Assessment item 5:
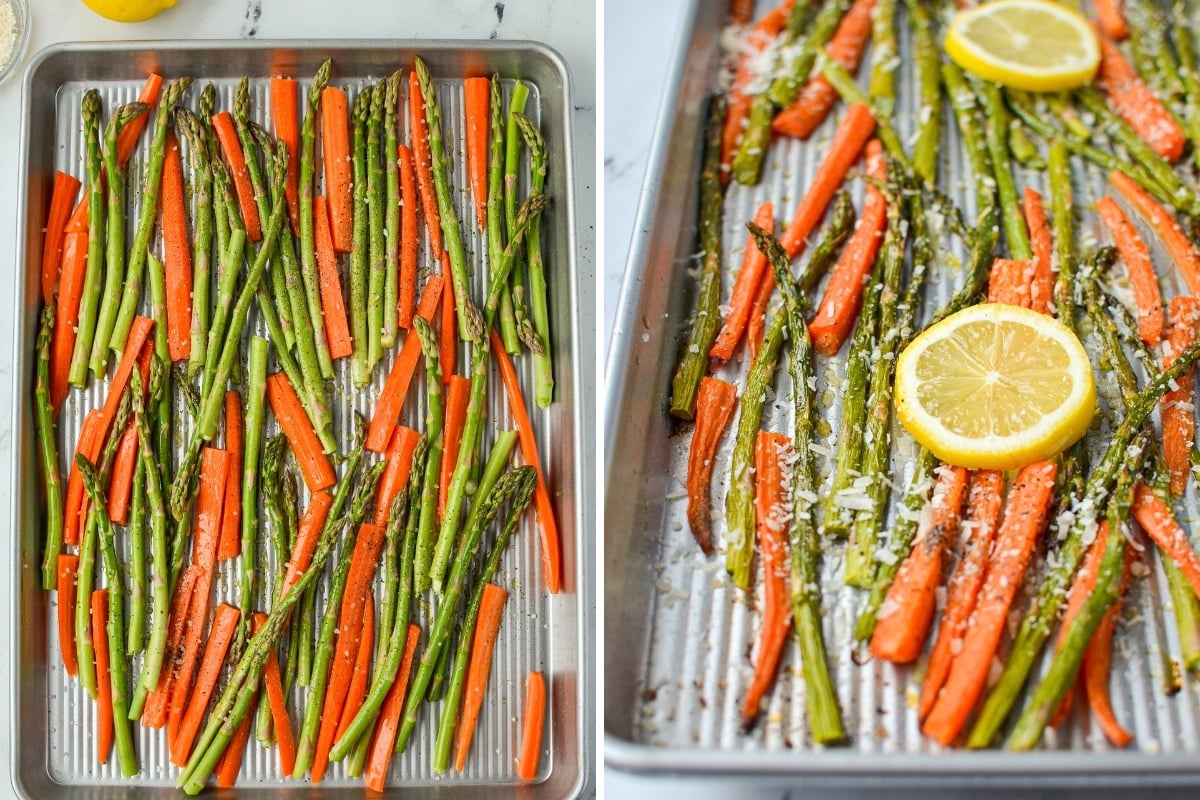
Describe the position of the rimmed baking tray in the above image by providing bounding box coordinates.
[605,0,1200,787]
[12,39,589,798]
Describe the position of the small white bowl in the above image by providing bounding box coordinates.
[0,0,30,90]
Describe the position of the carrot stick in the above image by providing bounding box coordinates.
[491,329,561,594]
[1096,195,1163,347]
[919,469,1005,720]
[116,73,163,167]
[1022,188,1055,315]
[440,251,457,384]
[720,1,793,175]
[171,603,241,766]
[41,170,82,302]
[66,193,89,233]
[1083,543,1136,747]
[730,0,756,25]
[106,422,140,526]
[686,377,739,555]
[710,201,775,361]
[374,425,421,525]
[1131,482,1200,598]
[93,588,113,765]
[1162,296,1200,495]
[364,623,421,793]
[808,139,887,355]
[334,593,376,744]
[871,465,970,664]
[279,490,334,600]
[321,86,353,252]
[1095,0,1129,40]
[771,0,875,140]
[464,76,490,232]
[161,128,193,362]
[516,671,546,780]
[50,231,88,413]
[986,258,1037,308]
[253,612,296,776]
[452,583,509,771]
[365,275,445,452]
[314,194,353,360]
[266,372,336,492]
[57,553,80,677]
[212,111,263,241]
[439,375,472,523]
[1109,169,1200,295]
[142,564,201,729]
[397,144,419,330]
[1095,29,1185,163]
[1050,519,1110,726]
[409,69,444,260]
[270,76,302,233]
[922,461,1057,745]
[63,410,104,547]
[741,432,793,726]
[95,316,154,445]
[218,390,243,560]
[215,707,256,789]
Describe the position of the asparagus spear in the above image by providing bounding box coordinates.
[298,59,336,380]
[1171,0,1200,171]
[906,0,941,185]
[382,70,403,350]
[175,108,215,383]
[970,77,1031,259]
[515,112,554,405]
[237,337,270,654]
[350,87,372,387]
[35,304,63,591]
[68,92,106,387]
[202,162,248,398]
[413,317,446,594]
[366,80,387,370]
[1008,120,1044,170]
[819,56,908,165]
[499,80,530,354]
[869,0,897,115]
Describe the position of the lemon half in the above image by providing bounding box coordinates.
[82,0,177,23]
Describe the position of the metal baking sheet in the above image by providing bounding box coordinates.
[12,40,587,798]
[605,0,1200,787]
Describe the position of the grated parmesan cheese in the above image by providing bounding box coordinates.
[0,1,18,73]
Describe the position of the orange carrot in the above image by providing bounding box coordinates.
[686,377,739,555]
[922,461,1057,745]
[440,251,457,384]
[334,594,376,745]
[50,231,88,413]
[63,410,104,547]
[66,194,90,233]
[266,372,336,492]
[1096,195,1163,347]
[321,86,353,252]
[116,73,163,168]
[453,583,509,771]
[364,623,421,793]
[771,0,875,139]
[491,330,561,594]
[1050,519,1109,726]
[253,612,296,776]
[730,0,756,25]
[142,565,201,729]
[808,139,887,355]
[1095,29,1185,163]
[93,588,113,765]
[710,201,775,361]
[313,195,353,360]
[95,316,155,444]
[741,431,793,726]
[366,275,445,452]
[720,1,794,175]
[171,603,240,766]
[1131,482,1200,598]
[1095,0,1129,40]
[439,375,472,522]
[920,469,1004,721]
[212,111,263,241]
[41,170,82,302]
[1083,543,1136,747]
[1109,169,1200,295]
[218,390,243,560]
[279,490,334,600]
[161,129,193,362]
[871,465,970,664]
[464,77,490,232]
[270,76,302,233]
[374,425,421,526]
[397,144,419,330]
[1162,296,1200,495]
[57,553,80,677]
[516,671,546,780]
[106,422,140,527]
[986,257,1037,308]
[410,69,444,260]
[216,708,256,789]
[1023,188,1055,315]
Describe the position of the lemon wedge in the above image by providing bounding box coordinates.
[82,0,177,23]
[894,304,1096,470]
[944,0,1100,92]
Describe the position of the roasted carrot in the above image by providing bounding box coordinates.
[116,73,163,167]
[364,623,421,793]
[439,375,472,522]
[66,193,89,233]
[171,603,241,766]
[313,194,354,360]
[374,425,421,525]
[212,111,263,241]
[920,469,1004,721]
[93,588,113,765]
[218,390,243,560]
[986,258,1037,308]
[465,76,491,232]
[270,76,302,232]
[1131,483,1200,598]
[1109,169,1200,295]
[871,465,970,664]
[720,1,794,175]
[253,612,296,776]
[50,231,88,413]
[106,422,140,527]
[1050,519,1110,726]
[409,69,444,260]
[440,251,457,384]
[161,128,193,362]
[491,330,561,594]
[1095,0,1129,40]
[57,553,80,677]
[41,170,82,303]
[1162,296,1200,495]
[365,275,445,452]
[397,144,419,330]
[1083,543,1136,747]
[516,671,546,780]
[334,593,376,745]
[710,201,774,361]
[686,377,739,555]
[279,491,335,599]
[452,583,509,771]
[1096,195,1163,347]
[1095,29,1185,163]
[771,0,875,139]
[922,461,1057,745]
[1023,188,1055,315]
[215,708,256,788]
[808,139,887,356]
[63,410,104,547]
[730,0,756,25]
[321,86,353,252]
[266,372,336,492]
[142,564,201,729]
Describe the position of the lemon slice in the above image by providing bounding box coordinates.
[944,0,1100,91]
[894,304,1096,470]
